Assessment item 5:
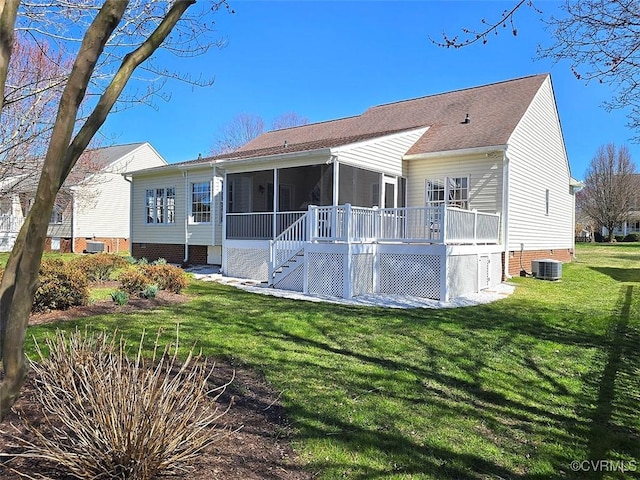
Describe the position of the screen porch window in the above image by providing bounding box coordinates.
[426,177,469,209]
[146,187,175,224]
[191,181,211,223]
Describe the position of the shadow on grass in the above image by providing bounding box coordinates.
[590,267,640,283]
[26,280,640,479]
[576,285,640,479]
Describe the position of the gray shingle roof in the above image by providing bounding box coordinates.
[181,74,549,166]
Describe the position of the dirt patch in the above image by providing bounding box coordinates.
[0,287,312,480]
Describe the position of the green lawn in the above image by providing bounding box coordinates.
[26,244,640,479]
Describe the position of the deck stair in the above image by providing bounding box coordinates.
[268,212,309,287]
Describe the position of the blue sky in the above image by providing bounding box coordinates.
[101,1,639,180]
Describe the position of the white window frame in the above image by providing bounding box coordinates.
[425,176,469,209]
[190,181,212,224]
[50,206,63,225]
[145,187,176,225]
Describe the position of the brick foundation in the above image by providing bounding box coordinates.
[74,237,129,254]
[131,243,210,265]
[44,237,129,254]
[503,248,573,277]
[44,237,72,253]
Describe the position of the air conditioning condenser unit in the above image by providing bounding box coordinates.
[531,259,562,281]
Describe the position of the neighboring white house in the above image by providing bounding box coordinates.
[127,74,577,301]
[0,142,166,253]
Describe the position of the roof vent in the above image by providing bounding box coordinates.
[462,113,470,124]
[531,259,562,281]
[284,140,288,148]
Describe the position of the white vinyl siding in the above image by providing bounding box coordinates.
[405,153,503,213]
[47,202,72,238]
[334,128,428,177]
[74,143,166,239]
[506,77,573,251]
[185,171,214,245]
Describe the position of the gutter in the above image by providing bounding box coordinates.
[403,144,508,161]
[124,148,333,177]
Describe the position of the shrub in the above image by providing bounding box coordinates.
[117,268,150,296]
[151,258,167,265]
[141,284,159,299]
[141,264,189,293]
[33,260,89,313]
[72,253,129,282]
[623,233,640,242]
[19,329,231,480]
[615,235,625,243]
[111,290,129,305]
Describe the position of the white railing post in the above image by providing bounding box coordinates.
[308,205,316,241]
[373,206,379,242]
[441,205,447,244]
[344,203,352,242]
[473,209,478,244]
[268,239,274,283]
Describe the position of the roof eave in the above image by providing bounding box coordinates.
[403,144,508,161]
[213,147,332,168]
[124,147,333,177]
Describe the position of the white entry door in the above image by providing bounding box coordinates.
[383,176,397,208]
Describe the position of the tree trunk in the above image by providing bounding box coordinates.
[0,0,197,421]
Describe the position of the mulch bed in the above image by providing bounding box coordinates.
[0,286,313,479]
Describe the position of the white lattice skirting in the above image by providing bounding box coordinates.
[379,253,442,299]
[225,247,269,282]
[224,242,503,301]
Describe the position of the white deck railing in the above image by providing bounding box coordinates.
[0,215,24,233]
[226,211,305,239]
[269,213,309,278]
[227,205,500,245]
[307,205,500,244]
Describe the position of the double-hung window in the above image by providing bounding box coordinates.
[191,181,211,223]
[146,187,175,224]
[50,206,63,224]
[425,176,469,209]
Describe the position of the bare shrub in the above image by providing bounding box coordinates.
[15,329,233,480]
[118,268,150,296]
[33,259,89,312]
[72,253,129,281]
[141,264,189,293]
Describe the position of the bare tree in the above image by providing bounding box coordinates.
[435,1,640,137]
[537,1,640,137]
[210,111,308,155]
[0,36,69,191]
[578,143,637,241]
[432,0,537,48]
[210,113,265,154]
[0,0,230,420]
[271,111,309,131]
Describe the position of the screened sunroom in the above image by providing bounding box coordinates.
[224,162,406,240]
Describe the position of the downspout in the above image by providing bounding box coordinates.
[212,165,217,251]
[184,171,189,264]
[502,151,510,279]
[123,176,132,255]
[71,187,78,253]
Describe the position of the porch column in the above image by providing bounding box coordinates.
[332,158,339,206]
[272,168,278,239]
